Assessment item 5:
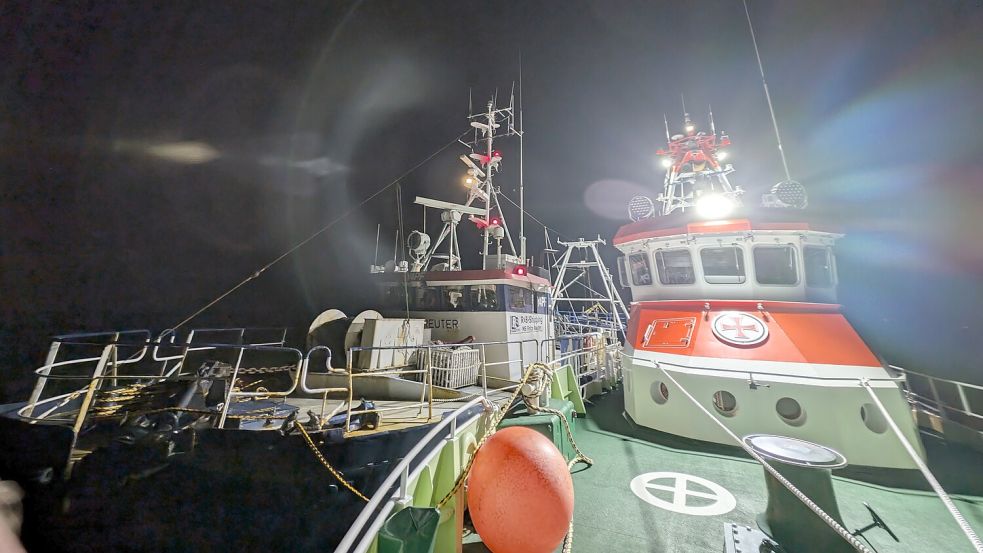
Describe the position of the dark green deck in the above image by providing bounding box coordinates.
[566,388,983,552]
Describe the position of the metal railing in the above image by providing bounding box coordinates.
[19,327,293,425]
[17,325,621,443]
[891,366,983,432]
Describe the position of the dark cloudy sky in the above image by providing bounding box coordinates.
[2,1,982,399]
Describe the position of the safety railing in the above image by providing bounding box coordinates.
[891,366,983,432]
[18,327,293,425]
[338,398,488,553]
[17,325,621,442]
[646,358,906,384]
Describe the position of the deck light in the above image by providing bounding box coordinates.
[661,157,673,168]
[717,151,728,161]
[695,193,734,220]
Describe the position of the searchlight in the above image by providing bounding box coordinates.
[695,193,735,220]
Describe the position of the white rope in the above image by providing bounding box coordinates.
[860,379,983,552]
[655,364,874,553]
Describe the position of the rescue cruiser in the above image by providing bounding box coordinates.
[611,112,921,469]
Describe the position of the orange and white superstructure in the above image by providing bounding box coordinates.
[613,116,923,469]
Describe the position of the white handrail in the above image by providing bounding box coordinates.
[337,397,488,553]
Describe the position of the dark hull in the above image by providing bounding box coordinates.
[0,415,436,552]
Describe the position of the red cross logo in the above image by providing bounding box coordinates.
[712,312,768,346]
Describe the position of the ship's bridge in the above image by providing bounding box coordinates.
[613,217,841,304]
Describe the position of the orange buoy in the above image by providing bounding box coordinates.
[467,426,574,553]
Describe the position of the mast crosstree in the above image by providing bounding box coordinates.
[552,237,629,335]
[412,94,525,272]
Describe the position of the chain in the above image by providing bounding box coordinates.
[435,364,541,509]
[236,365,296,375]
[293,420,369,502]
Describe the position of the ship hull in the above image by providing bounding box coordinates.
[621,300,925,469]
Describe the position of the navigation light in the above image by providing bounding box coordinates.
[695,194,735,220]
[661,158,673,168]
[513,266,527,276]
[717,151,728,161]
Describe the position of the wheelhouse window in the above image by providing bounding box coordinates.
[381,284,405,309]
[753,246,798,285]
[443,286,467,310]
[629,252,653,286]
[700,247,746,284]
[655,250,695,285]
[804,246,835,288]
[536,292,550,314]
[470,284,500,311]
[616,255,629,288]
[410,285,443,311]
[508,286,534,313]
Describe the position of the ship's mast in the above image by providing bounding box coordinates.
[411,92,523,272]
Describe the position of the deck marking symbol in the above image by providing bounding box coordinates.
[630,472,736,516]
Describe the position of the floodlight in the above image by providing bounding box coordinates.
[695,194,735,220]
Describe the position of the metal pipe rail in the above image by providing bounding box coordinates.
[338,398,488,553]
[653,359,906,384]
[890,365,983,430]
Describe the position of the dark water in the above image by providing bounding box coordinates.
[3,1,982,401]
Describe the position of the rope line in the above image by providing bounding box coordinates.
[168,129,471,332]
[435,364,539,510]
[860,379,983,552]
[655,363,874,553]
[497,189,571,242]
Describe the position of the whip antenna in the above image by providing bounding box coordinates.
[743,0,793,182]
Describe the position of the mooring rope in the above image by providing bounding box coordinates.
[860,379,983,552]
[656,363,875,553]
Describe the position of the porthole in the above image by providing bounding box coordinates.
[776,397,806,426]
[713,391,738,417]
[651,380,669,405]
[861,403,888,434]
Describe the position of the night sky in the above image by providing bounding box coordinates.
[2,1,982,401]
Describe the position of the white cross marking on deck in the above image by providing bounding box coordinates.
[630,472,736,516]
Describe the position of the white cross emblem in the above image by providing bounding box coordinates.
[711,311,768,346]
[630,472,736,516]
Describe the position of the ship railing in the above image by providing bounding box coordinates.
[21,330,154,422]
[889,366,983,433]
[19,327,294,426]
[334,333,619,434]
[647,359,906,386]
[339,334,622,552]
[337,339,541,432]
[337,397,488,553]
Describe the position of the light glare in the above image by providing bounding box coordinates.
[695,194,734,220]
